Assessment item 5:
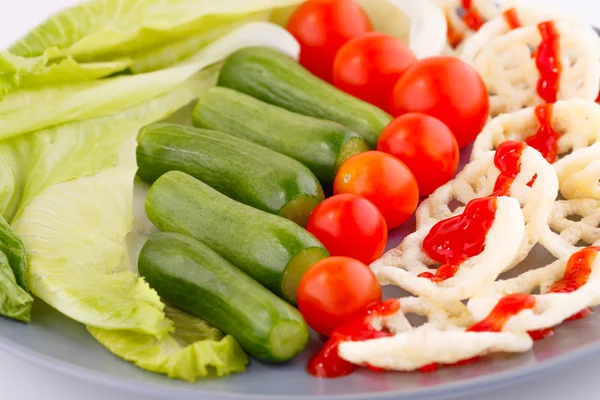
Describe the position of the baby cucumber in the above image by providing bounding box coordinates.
[192,87,369,187]
[139,232,309,363]
[217,47,393,148]
[145,171,330,304]
[137,123,324,227]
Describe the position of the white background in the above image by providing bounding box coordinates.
[1,0,599,399]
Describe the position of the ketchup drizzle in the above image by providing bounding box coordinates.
[546,246,599,320]
[524,103,561,163]
[502,8,522,30]
[461,0,485,31]
[534,21,562,103]
[419,197,498,282]
[468,294,537,333]
[307,300,400,378]
[493,141,527,195]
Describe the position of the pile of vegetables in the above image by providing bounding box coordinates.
[0,0,491,382]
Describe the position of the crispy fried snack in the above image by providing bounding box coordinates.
[417,146,558,265]
[472,24,600,116]
[372,196,524,301]
[468,247,600,332]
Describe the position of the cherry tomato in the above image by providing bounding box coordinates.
[286,0,373,82]
[297,257,382,336]
[377,113,460,196]
[389,56,489,149]
[307,194,387,264]
[333,32,416,111]
[334,151,419,229]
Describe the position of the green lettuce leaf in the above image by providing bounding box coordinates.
[12,139,172,335]
[0,65,219,223]
[0,251,33,322]
[0,62,210,140]
[0,51,131,97]
[0,20,296,141]
[0,215,28,291]
[9,0,302,61]
[89,305,248,381]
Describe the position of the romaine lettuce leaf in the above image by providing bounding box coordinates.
[12,139,172,335]
[0,22,296,141]
[0,51,131,97]
[9,0,302,60]
[0,215,28,291]
[89,306,248,381]
[0,251,33,323]
[0,64,219,223]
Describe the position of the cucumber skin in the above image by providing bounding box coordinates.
[145,171,329,298]
[136,123,324,216]
[192,87,369,187]
[138,232,309,363]
[217,47,393,148]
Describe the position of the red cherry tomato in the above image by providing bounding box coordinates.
[333,32,416,111]
[389,56,489,149]
[333,151,419,229]
[377,113,460,196]
[286,0,373,82]
[297,257,382,336]
[307,194,388,264]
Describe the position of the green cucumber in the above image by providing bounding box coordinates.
[139,232,309,363]
[192,87,369,187]
[217,47,393,148]
[145,171,329,304]
[137,123,324,227]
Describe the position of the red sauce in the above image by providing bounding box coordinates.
[596,91,600,103]
[419,197,497,282]
[307,299,400,378]
[528,327,556,341]
[546,246,599,321]
[524,103,561,163]
[493,141,527,195]
[534,21,562,103]
[461,0,485,31]
[467,293,537,332]
[503,8,522,30]
[419,356,480,373]
[447,14,465,48]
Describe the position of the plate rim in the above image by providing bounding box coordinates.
[1,324,600,400]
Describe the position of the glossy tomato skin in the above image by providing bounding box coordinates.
[389,56,489,149]
[333,151,419,229]
[333,32,416,111]
[377,113,460,196]
[297,257,382,336]
[307,194,387,264]
[286,0,373,82]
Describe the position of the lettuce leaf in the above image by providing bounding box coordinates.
[0,62,204,140]
[0,22,296,141]
[88,306,248,381]
[0,51,131,97]
[0,251,33,322]
[0,215,28,291]
[9,0,302,60]
[0,65,219,223]
[12,139,172,335]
